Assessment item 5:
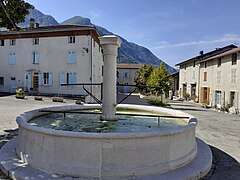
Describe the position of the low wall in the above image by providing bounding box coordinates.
[16,104,197,179]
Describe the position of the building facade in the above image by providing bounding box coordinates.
[199,47,240,109]
[0,25,103,99]
[117,64,143,93]
[176,45,240,110]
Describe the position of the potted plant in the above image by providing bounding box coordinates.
[15,88,25,99]
[34,96,43,101]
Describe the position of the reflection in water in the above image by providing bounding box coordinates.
[29,109,187,133]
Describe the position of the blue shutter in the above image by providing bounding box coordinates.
[27,72,32,91]
[73,72,77,83]
[38,72,42,85]
[68,51,76,64]
[49,72,53,85]
[72,51,76,63]
[12,53,16,64]
[60,72,65,84]
[68,51,71,63]
[32,52,35,63]
[35,51,39,63]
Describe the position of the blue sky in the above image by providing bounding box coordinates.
[26,0,240,68]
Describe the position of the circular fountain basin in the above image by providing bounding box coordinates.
[16,104,198,179]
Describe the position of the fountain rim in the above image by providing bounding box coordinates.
[16,104,198,139]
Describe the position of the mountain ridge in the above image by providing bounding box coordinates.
[19,9,176,73]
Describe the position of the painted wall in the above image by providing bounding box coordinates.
[0,35,103,97]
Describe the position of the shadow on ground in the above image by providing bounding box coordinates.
[203,145,240,180]
[171,107,207,112]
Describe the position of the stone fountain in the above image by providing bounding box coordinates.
[0,35,212,180]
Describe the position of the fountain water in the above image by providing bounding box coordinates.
[0,35,212,180]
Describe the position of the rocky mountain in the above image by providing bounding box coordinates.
[19,10,176,73]
[18,9,58,27]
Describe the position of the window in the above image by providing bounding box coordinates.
[0,39,4,46]
[204,61,207,68]
[192,70,195,80]
[9,52,16,64]
[67,50,76,64]
[0,77,4,85]
[68,36,75,43]
[43,72,52,85]
[124,72,129,78]
[10,39,16,46]
[217,71,221,84]
[193,60,195,67]
[33,38,39,45]
[216,91,221,106]
[217,58,221,67]
[232,53,237,65]
[32,51,39,64]
[184,64,186,70]
[67,72,77,84]
[231,68,237,84]
[203,72,207,81]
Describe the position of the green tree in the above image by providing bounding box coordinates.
[134,64,154,92]
[147,63,172,97]
[0,0,34,30]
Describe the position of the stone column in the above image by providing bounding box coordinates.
[99,35,122,121]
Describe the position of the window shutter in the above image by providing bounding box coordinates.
[207,87,210,105]
[49,72,53,85]
[35,51,39,63]
[27,72,32,91]
[199,87,202,103]
[38,72,42,85]
[60,72,65,84]
[12,53,16,64]
[68,51,71,63]
[32,52,35,63]
[73,72,77,83]
[72,51,76,63]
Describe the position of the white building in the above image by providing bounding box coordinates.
[117,63,143,93]
[176,44,240,111]
[0,24,103,99]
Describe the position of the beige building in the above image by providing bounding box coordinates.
[0,24,103,99]
[199,47,240,109]
[176,44,240,110]
[117,64,143,93]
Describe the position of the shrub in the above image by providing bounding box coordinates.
[145,95,169,107]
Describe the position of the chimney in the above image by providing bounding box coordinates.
[36,23,39,28]
[30,18,35,28]
[199,50,204,55]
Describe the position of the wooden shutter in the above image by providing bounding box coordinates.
[199,87,202,103]
[207,87,210,104]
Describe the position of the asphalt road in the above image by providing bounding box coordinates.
[0,94,239,179]
[169,100,240,163]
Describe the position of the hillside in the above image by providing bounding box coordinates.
[19,10,176,73]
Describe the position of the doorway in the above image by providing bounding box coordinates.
[10,77,16,93]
